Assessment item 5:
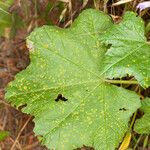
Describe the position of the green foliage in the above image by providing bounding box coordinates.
[0,0,13,36]
[145,21,150,35]
[0,0,13,14]
[134,98,150,134]
[0,0,25,37]
[0,130,9,141]
[5,9,142,150]
[100,12,150,88]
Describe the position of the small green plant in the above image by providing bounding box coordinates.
[5,9,150,150]
[0,130,9,141]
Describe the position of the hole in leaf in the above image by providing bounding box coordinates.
[55,94,68,102]
[107,43,112,49]
[18,104,27,110]
[119,108,127,111]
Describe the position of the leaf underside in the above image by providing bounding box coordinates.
[5,9,141,150]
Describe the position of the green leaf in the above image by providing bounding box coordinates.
[0,0,13,36]
[0,0,13,12]
[100,12,150,88]
[0,0,25,37]
[0,131,9,141]
[134,98,150,134]
[5,9,140,150]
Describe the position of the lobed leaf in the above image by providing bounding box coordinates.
[100,12,150,88]
[5,9,141,150]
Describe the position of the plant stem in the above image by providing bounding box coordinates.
[133,134,143,150]
[129,111,137,130]
[105,79,139,85]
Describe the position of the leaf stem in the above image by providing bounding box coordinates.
[129,111,137,130]
[105,79,139,85]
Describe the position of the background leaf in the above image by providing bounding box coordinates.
[134,98,150,134]
[0,131,9,141]
[100,12,150,88]
[5,9,140,150]
[0,0,13,36]
[0,0,25,37]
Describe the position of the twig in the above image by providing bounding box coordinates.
[10,116,32,150]
[9,137,22,150]
[23,141,39,150]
